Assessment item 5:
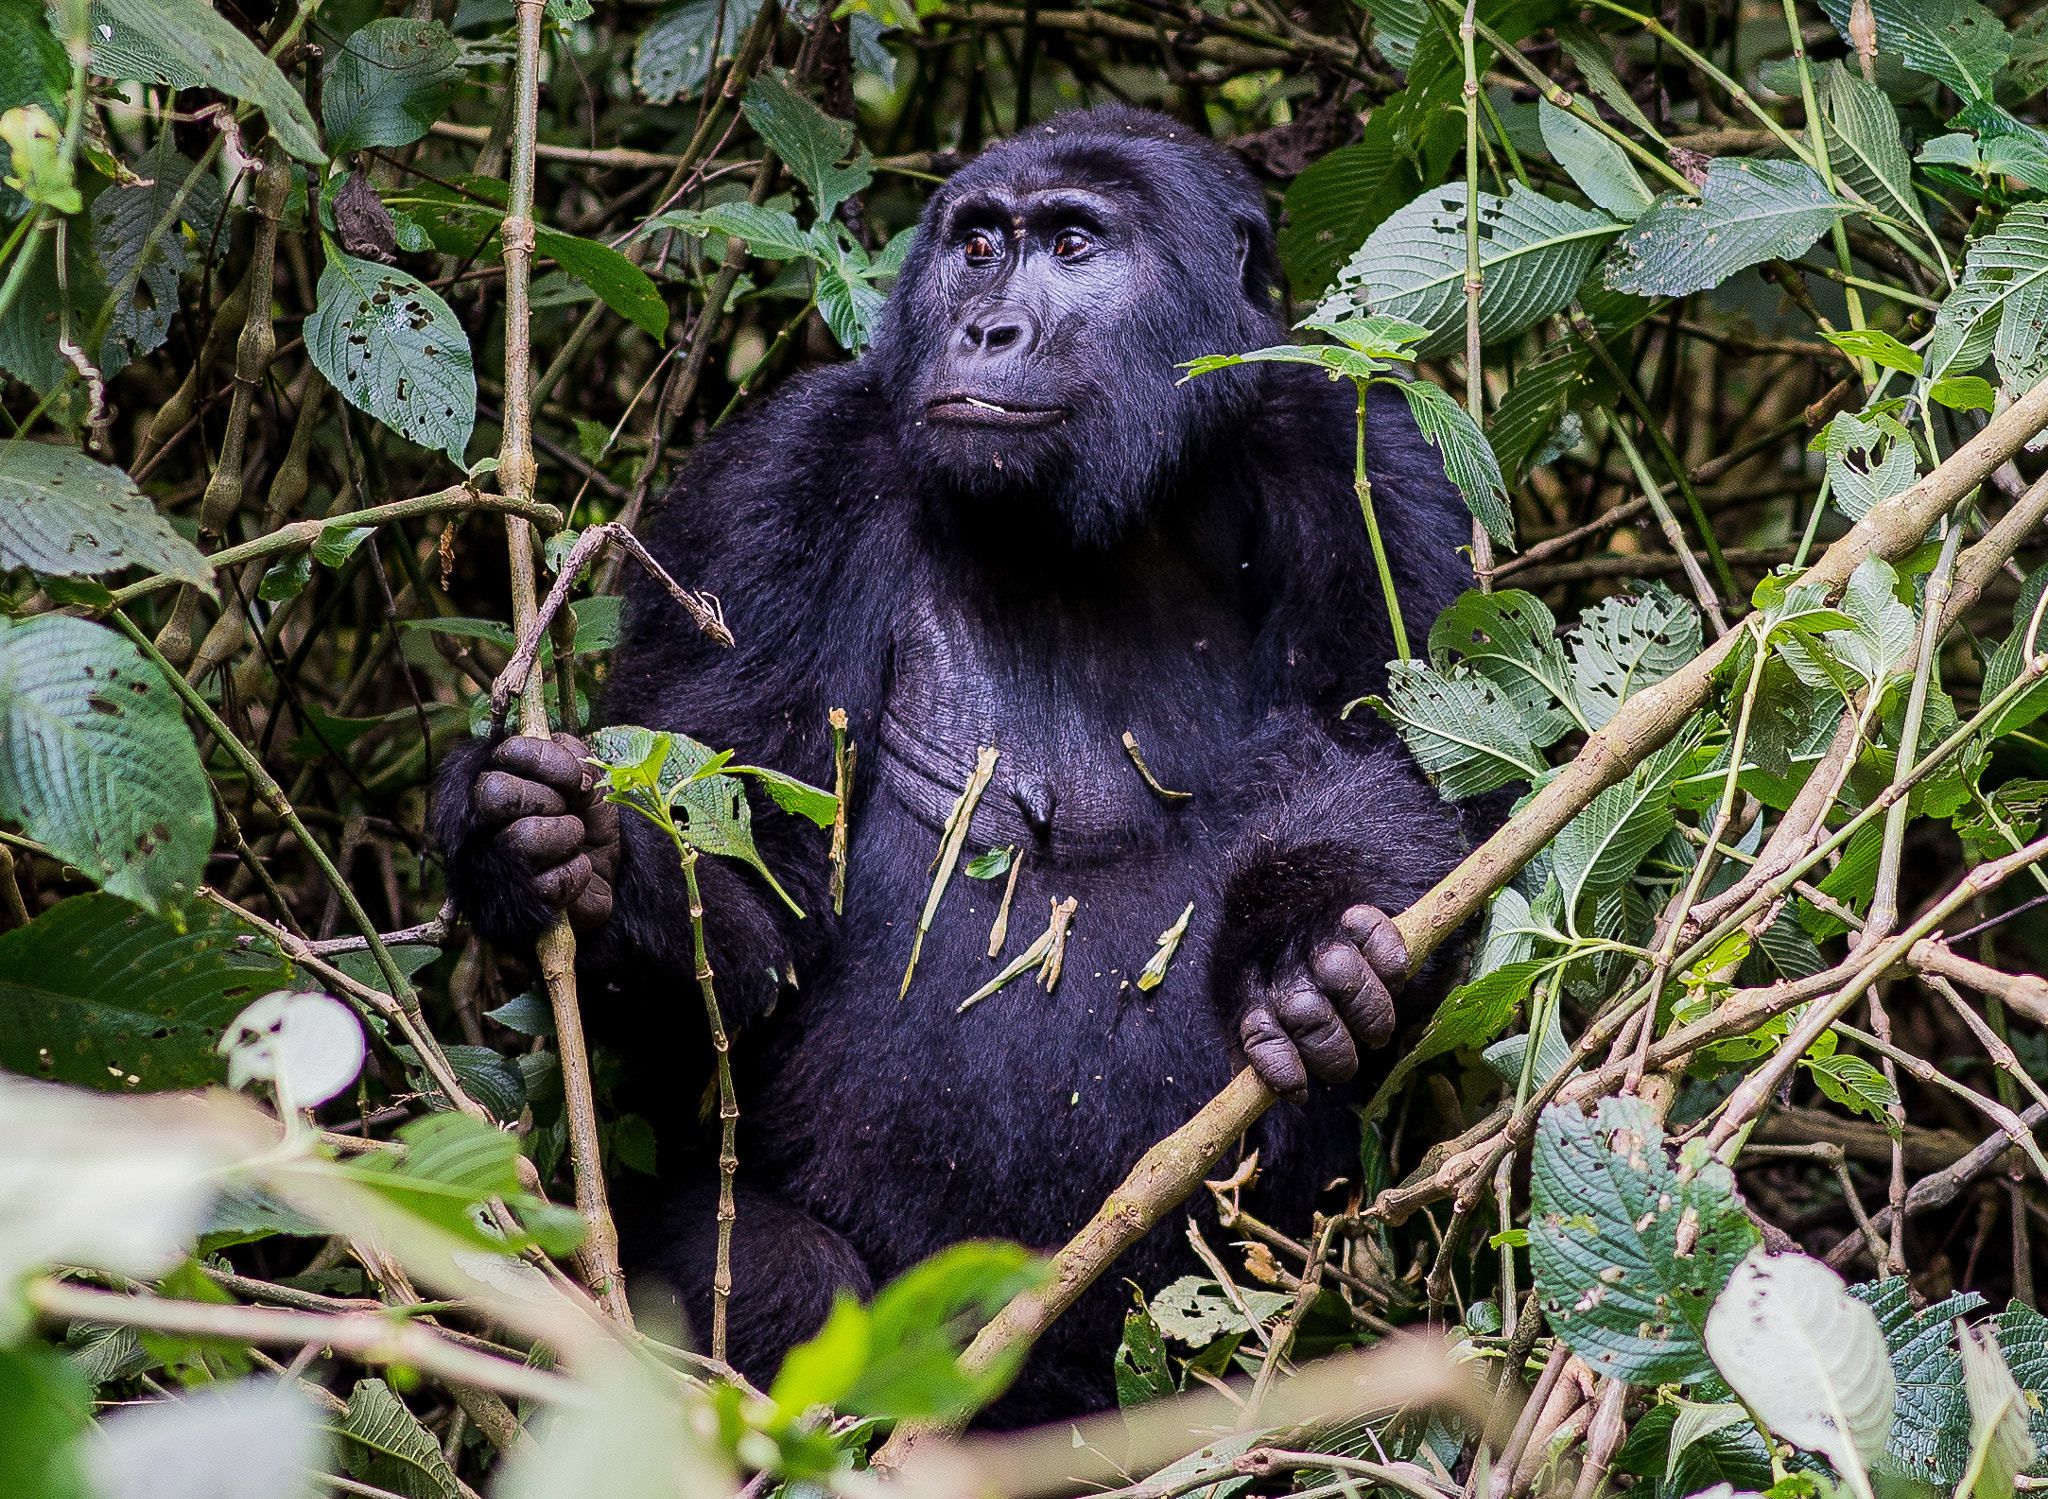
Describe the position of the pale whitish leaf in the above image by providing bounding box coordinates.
[1819,62,1932,241]
[1553,730,1696,915]
[0,441,211,588]
[341,1377,460,1499]
[1666,1403,1754,1485]
[1530,1096,1759,1384]
[1706,1249,1895,1499]
[1319,181,1621,358]
[633,0,763,103]
[1368,0,1430,68]
[1803,1053,1901,1127]
[496,1350,734,1499]
[1606,160,1850,298]
[1298,312,1430,356]
[94,0,321,161]
[1566,579,1703,731]
[1994,1302,2048,1458]
[1925,204,2048,396]
[0,614,213,913]
[1474,884,1537,976]
[308,253,476,465]
[1363,660,1547,800]
[1846,1279,1985,1485]
[1959,1324,2036,1499]
[1429,588,1577,746]
[323,19,462,152]
[1398,377,1515,548]
[1556,20,1664,144]
[1820,409,1919,522]
[1149,1276,1290,1344]
[1816,0,2011,104]
[1539,100,1653,221]
[219,991,366,1110]
[94,1383,327,1499]
[744,68,872,220]
[0,1073,238,1340]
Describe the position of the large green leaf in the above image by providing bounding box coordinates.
[0,615,213,912]
[1362,959,1548,1121]
[323,19,463,152]
[1,0,71,117]
[94,0,321,162]
[1530,1095,1760,1384]
[0,443,211,589]
[308,253,477,465]
[1565,580,1702,731]
[1397,377,1516,548]
[1605,159,1850,298]
[1429,589,1577,746]
[1819,62,1931,243]
[1848,1279,1985,1485]
[1925,204,2048,398]
[340,1378,461,1499]
[634,0,764,104]
[535,228,668,340]
[1539,100,1653,221]
[0,893,290,1091]
[743,68,872,219]
[1321,181,1621,357]
[1552,731,1696,917]
[1364,660,1548,799]
[1817,0,2010,104]
[82,1,200,88]
[1277,113,1421,301]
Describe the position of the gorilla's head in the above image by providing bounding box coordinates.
[874,106,1282,547]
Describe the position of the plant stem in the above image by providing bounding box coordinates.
[680,848,738,1363]
[1459,0,1493,591]
[1354,383,1410,661]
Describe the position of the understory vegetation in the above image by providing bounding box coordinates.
[16,0,2048,1494]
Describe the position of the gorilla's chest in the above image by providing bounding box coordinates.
[877,585,1256,851]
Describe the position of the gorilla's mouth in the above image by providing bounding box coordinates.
[925,393,1069,430]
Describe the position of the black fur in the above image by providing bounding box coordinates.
[435,106,1484,1425]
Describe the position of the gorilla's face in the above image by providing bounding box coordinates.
[877,113,1282,547]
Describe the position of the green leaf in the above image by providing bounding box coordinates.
[1148,1275,1290,1345]
[633,0,764,104]
[0,615,213,912]
[1566,580,1703,731]
[647,202,814,260]
[1181,342,1396,383]
[1553,731,1696,915]
[1276,113,1422,301]
[814,240,888,350]
[743,68,872,219]
[93,0,321,161]
[0,893,291,1091]
[1706,1248,1895,1499]
[839,1241,1043,1420]
[313,523,375,568]
[1530,1095,1760,1384]
[769,1294,870,1419]
[964,846,1013,879]
[398,1043,526,1122]
[1429,589,1577,747]
[1925,203,2048,397]
[1819,62,1933,244]
[1803,1053,1901,1125]
[534,228,668,340]
[1362,959,1549,1121]
[0,1343,91,1499]
[1298,313,1430,357]
[1817,0,2010,104]
[259,550,313,602]
[1824,327,1923,376]
[1363,660,1547,799]
[90,166,191,367]
[730,763,838,828]
[322,19,462,152]
[1994,1302,2048,1458]
[1605,159,1851,298]
[1367,0,1430,67]
[1397,376,1515,548]
[1847,1279,1985,1485]
[0,442,211,590]
[0,0,71,118]
[1320,181,1621,357]
[346,1112,523,1247]
[340,1377,460,1499]
[308,253,477,465]
[1539,100,1653,221]
[1115,1304,1176,1409]
[1932,375,1999,411]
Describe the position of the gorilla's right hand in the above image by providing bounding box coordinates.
[471,732,620,933]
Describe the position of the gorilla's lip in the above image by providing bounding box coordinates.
[925,393,1069,429]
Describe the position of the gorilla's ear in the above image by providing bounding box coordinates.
[1233,213,1279,307]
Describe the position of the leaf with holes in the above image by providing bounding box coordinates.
[1277,113,1421,300]
[1362,660,1547,800]
[1429,589,1578,747]
[1319,181,1621,357]
[0,443,211,590]
[309,253,476,464]
[0,615,212,912]
[1565,580,1703,732]
[1530,1095,1759,1384]
[341,1378,460,1499]
[1817,0,2010,104]
[1925,204,2048,398]
[1605,160,1850,298]
[0,893,291,1091]
[1817,409,1919,523]
[1847,1279,1985,1485]
[323,19,463,152]
[93,0,320,161]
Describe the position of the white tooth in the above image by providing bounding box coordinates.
[964,397,1005,411]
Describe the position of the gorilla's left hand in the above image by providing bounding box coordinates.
[1237,904,1408,1104]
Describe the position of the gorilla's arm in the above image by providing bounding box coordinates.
[433,369,900,1027]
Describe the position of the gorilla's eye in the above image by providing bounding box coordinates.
[1052,229,1091,260]
[963,232,999,265]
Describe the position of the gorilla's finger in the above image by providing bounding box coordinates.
[532,852,594,907]
[1332,966,1397,1049]
[493,736,589,796]
[1240,1006,1309,1102]
[1271,976,1358,1082]
[474,770,567,824]
[1309,940,1367,1000]
[567,874,613,933]
[1340,903,1409,981]
[549,732,598,796]
[582,797,621,865]
[498,814,588,870]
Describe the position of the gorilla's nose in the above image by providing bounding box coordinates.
[958,311,1035,361]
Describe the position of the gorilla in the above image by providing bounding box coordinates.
[437,105,1485,1423]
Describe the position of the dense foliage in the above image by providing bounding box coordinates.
[12,0,2048,1494]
